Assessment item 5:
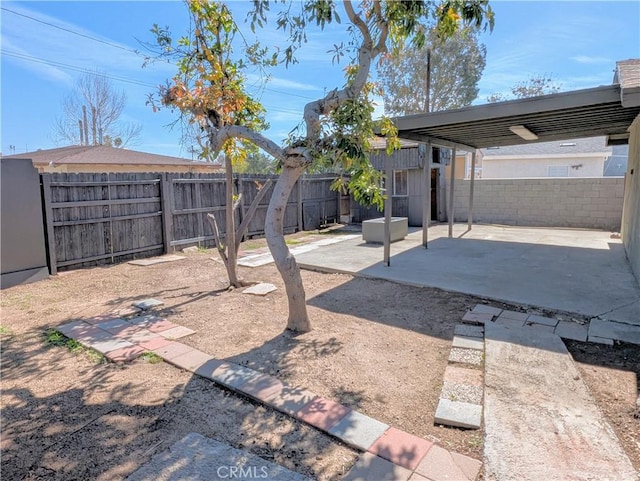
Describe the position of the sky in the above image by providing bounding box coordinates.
[1,1,639,159]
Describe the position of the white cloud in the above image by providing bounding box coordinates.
[570,55,611,65]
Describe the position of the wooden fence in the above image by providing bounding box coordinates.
[42,172,349,272]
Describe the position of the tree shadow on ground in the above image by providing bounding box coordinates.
[0,327,359,481]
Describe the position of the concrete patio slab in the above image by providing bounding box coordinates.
[453,324,484,338]
[295,225,640,326]
[125,432,311,481]
[484,322,637,481]
[343,452,412,481]
[368,427,433,471]
[434,399,482,429]
[327,410,389,451]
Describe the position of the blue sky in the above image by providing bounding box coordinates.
[2,1,639,158]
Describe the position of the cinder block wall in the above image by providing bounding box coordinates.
[452,178,624,231]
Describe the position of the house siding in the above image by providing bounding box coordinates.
[453,177,624,231]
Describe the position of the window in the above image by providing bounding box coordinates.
[548,165,569,177]
[393,170,408,196]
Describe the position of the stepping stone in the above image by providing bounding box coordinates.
[452,335,484,351]
[167,349,214,371]
[105,345,146,362]
[242,283,277,296]
[434,399,482,429]
[125,432,311,481]
[443,365,483,387]
[526,314,558,327]
[84,314,124,325]
[494,316,525,329]
[94,318,132,333]
[368,427,433,471]
[462,311,494,324]
[554,320,588,342]
[209,363,264,390]
[328,410,390,451]
[471,304,502,316]
[454,324,484,338]
[137,336,173,351]
[440,381,483,405]
[343,452,412,481]
[159,326,196,340]
[116,307,142,318]
[117,328,161,344]
[523,323,555,334]
[415,444,481,481]
[265,385,317,417]
[589,318,640,345]
[448,348,483,366]
[588,335,614,346]
[57,320,95,338]
[128,255,185,266]
[89,337,136,355]
[152,341,196,361]
[129,316,177,333]
[132,298,164,310]
[296,397,351,431]
[239,374,285,404]
[499,310,529,321]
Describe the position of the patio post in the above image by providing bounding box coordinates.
[448,147,457,238]
[468,151,477,231]
[422,142,432,248]
[384,151,392,266]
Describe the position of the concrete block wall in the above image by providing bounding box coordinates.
[452,178,624,231]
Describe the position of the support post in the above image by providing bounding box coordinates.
[384,154,392,266]
[160,173,174,253]
[422,142,432,248]
[468,151,477,231]
[448,147,457,238]
[41,174,58,275]
[297,177,303,231]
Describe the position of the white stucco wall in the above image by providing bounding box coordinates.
[621,115,640,283]
[482,154,606,178]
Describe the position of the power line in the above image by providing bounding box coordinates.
[1,7,137,54]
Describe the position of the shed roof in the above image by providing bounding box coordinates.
[1,145,221,169]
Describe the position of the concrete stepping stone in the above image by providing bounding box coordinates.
[106,345,146,362]
[494,316,525,329]
[242,282,277,296]
[57,320,97,338]
[129,315,177,333]
[125,432,311,481]
[167,349,214,372]
[89,337,136,355]
[499,310,529,321]
[368,427,433,471]
[152,341,196,361]
[94,318,132,333]
[524,322,555,334]
[526,314,558,327]
[452,335,484,351]
[159,326,196,340]
[588,335,614,346]
[462,311,494,324]
[454,324,484,338]
[328,410,389,451]
[471,304,502,316]
[434,398,482,429]
[448,348,483,366]
[132,298,164,310]
[239,374,286,404]
[209,362,264,390]
[116,328,161,344]
[343,452,412,481]
[443,365,483,387]
[296,396,351,431]
[128,255,185,266]
[440,382,483,405]
[415,444,481,481]
[138,336,172,351]
[554,320,588,342]
[264,385,317,417]
[589,318,640,345]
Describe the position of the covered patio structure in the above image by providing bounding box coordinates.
[382,60,640,285]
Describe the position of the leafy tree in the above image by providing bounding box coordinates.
[148,0,494,332]
[487,74,562,102]
[54,71,142,147]
[378,26,486,114]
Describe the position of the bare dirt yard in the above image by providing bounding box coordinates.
[1,231,639,479]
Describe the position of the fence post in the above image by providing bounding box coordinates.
[41,174,58,275]
[160,173,174,254]
[237,175,245,235]
[297,177,303,232]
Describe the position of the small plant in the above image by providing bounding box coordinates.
[468,434,484,448]
[0,326,12,336]
[44,329,106,363]
[140,352,163,364]
[285,239,303,246]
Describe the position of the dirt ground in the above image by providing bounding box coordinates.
[1,231,639,479]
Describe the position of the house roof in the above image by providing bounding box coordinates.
[1,145,221,168]
[392,59,640,150]
[480,136,611,157]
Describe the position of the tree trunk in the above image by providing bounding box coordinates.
[224,155,241,288]
[265,163,310,332]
